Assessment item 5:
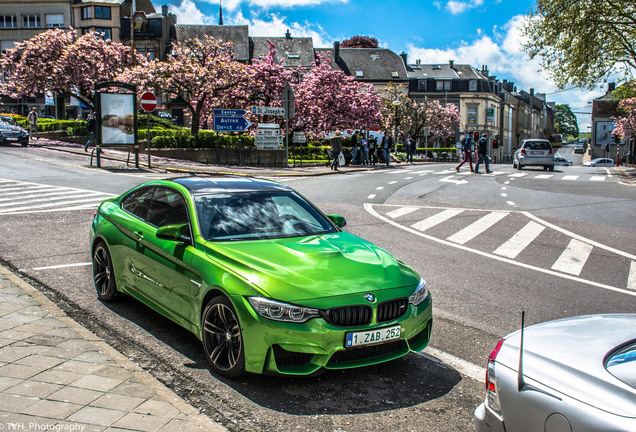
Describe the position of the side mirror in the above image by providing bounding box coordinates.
[327,214,347,228]
[156,223,191,243]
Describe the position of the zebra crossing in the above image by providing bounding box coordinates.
[0,178,115,215]
[376,167,613,183]
[366,203,636,296]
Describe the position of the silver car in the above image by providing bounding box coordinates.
[474,314,636,432]
[513,139,555,171]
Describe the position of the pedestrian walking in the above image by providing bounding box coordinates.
[381,130,392,167]
[456,133,474,172]
[330,130,344,171]
[350,130,359,165]
[84,113,96,152]
[359,131,369,165]
[27,107,39,140]
[406,136,416,164]
[368,134,378,167]
[474,134,492,173]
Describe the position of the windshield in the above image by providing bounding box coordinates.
[195,191,337,241]
[0,116,17,126]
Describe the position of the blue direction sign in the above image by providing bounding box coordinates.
[213,116,253,132]
[213,109,247,116]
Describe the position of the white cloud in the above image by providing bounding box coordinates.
[446,0,484,15]
[228,11,334,47]
[166,0,215,24]
[407,14,601,128]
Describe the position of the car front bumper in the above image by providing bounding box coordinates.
[233,291,433,375]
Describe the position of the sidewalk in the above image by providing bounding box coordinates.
[0,265,227,432]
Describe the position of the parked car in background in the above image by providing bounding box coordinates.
[513,139,555,171]
[583,158,615,167]
[475,314,636,432]
[553,156,573,166]
[0,115,29,146]
[90,176,433,377]
[574,142,587,153]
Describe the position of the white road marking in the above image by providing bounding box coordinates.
[376,186,384,190]
[439,176,468,185]
[404,177,413,180]
[419,347,485,383]
[0,197,109,213]
[628,261,636,291]
[562,175,579,181]
[535,174,553,179]
[590,176,606,182]
[494,221,545,259]
[365,204,636,298]
[447,212,508,245]
[604,168,613,178]
[0,191,98,208]
[413,170,432,175]
[506,201,516,206]
[367,194,376,199]
[386,206,419,219]
[504,180,511,185]
[501,193,508,197]
[508,173,528,178]
[551,239,593,276]
[411,209,465,232]
[33,262,92,271]
[388,181,398,185]
[501,187,507,191]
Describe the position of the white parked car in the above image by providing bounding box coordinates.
[583,158,615,167]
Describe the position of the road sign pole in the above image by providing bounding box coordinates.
[147,112,151,169]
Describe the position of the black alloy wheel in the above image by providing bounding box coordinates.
[202,296,245,377]
[93,242,120,301]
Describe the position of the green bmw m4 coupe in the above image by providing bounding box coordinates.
[90,176,432,377]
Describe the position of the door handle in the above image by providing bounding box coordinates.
[133,230,144,240]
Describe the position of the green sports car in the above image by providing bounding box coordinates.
[90,176,432,377]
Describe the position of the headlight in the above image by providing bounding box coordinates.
[248,297,319,323]
[408,278,428,306]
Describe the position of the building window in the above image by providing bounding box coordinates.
[46,14,64,28]
[436,80,451,91]
[287,53,300,59]
[418,80,426,91]
[22,15,40,28]
[95,7,111,20]
[0,16,17,28]
[467,107,478,125]
[137,47,155,60]
[81,7,92,20]
[94,28,111,40]
[355,70,364,78]
[1,40,16,53]
[391,71,399,78]
[469,80,477,91]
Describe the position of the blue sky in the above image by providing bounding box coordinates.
[159,0,610,129]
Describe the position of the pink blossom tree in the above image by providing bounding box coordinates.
[120,36,249,135]
[0,28,137,109]
[293,54,382,135]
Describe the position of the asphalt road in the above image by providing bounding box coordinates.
[0,143,634,432]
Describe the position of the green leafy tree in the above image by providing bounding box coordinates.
[554,104,579,138]
[523,0,636,89]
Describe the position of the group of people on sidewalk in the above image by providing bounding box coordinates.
[329,130,395,171]
[456,131,492,174]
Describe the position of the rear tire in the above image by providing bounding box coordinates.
[92,241,120,301]
[202,296,246,378]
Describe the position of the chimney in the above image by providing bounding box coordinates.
[285,29,291,39]
[400,52,407,66]
[334,41,340,62]
[449,60,454,69]
[530,88,535,97]
[416,59,421,65]
[162,5,168,16]
[481,65,488,77]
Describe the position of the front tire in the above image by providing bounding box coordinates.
[202,296,245,378]
[92,241,120,301]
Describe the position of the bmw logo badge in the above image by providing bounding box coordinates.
[364,293,376,303]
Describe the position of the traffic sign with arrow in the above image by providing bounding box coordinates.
[213,116,253,132]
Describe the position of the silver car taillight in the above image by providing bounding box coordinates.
[485,339,504,416]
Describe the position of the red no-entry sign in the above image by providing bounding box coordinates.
[140,91,157,112]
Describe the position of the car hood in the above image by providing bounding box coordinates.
[202,231,419,302]
[0,124,27,133]
[497,314,636,418]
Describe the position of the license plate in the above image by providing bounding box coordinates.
[531,150,543,155]
[345,325,401,347]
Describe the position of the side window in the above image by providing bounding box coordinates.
[122,187,155,220]
[146,187,188,228]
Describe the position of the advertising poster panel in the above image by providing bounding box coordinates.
[100,93,135,145]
